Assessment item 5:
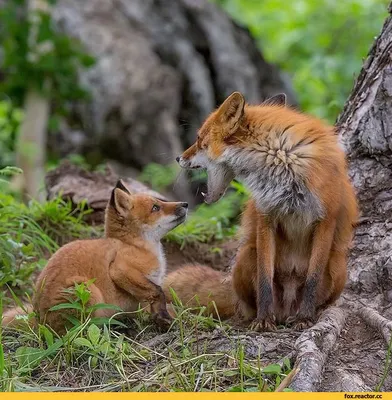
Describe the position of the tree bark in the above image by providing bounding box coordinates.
[336,2,392,314]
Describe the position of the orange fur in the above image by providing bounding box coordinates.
[163,265,235,319]
[2,181,188,334]
[176,92,359,331]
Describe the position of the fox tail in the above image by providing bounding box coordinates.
[1,304,36,329]
[163,264,236,320]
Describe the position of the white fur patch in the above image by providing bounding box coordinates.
[221,146,324,223]
[179,150,209,169]
[146,242,167,286]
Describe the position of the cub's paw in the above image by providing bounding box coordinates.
[249,316,277,332]
[292,317,314,331]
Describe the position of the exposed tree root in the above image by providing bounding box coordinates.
[325,368,372,392]
[290,307,347,392]
[357,307,392,345]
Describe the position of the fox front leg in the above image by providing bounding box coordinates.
[293,218,336,330]
[110,263,173,330]
[250,223,277,332]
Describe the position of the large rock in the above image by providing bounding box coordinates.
[48,0,296,201]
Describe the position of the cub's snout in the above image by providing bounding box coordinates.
[175,202,188,218]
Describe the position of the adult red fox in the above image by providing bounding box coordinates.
[165,92,358,331]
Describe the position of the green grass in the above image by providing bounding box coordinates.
[376,334,392,391]
[0,167,100,297]
[0,286,291,392]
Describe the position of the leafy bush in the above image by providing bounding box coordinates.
[213,0,388,121]
[0,101,23,168]
[0,167,98,294]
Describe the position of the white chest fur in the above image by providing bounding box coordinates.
[147,241,167,286]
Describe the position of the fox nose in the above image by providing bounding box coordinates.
[176,156,180,163]
[175,202,188,217]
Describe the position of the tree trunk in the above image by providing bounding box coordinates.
[15,0,51,202]
[336,2,392,313]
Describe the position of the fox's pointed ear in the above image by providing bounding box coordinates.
[216,92,245,140]
[109,187,132,217]
[263,93,287,106]
[115,179,131,194]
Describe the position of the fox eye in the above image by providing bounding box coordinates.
[151,204,160,212]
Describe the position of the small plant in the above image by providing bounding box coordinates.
[49,281,125,330]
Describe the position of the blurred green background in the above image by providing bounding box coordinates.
[214,0,388,121]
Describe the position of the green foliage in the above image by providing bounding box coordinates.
[1,296,291,391]
[166,181,249,247]
[139,162,180,192]
[213,0,388,121]
[49,281,126,331]
[0,101,24,168]
[0,167,98,294]
[0,296,5,392]
[0,0,95,112]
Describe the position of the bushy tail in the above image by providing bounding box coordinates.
[163,265,236,320]
[1,304,35,329]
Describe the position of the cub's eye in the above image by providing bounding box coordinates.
[152,204,161,212]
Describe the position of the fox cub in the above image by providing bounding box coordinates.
[166,92,358,331]
[2,180,188,333]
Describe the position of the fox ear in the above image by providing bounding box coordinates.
[216,91,245,140]
[110,187,132,216]
[263,93,287,106]
[115,179,131,194]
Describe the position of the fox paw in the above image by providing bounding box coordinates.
[153,310,173,331]
[249,316,277,332]
[292,317,314,331]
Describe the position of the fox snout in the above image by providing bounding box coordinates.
[175,202,188,218]
[176,156,189,169]
[176,156,203,170]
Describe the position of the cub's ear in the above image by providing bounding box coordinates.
[263,93,287,106]
[109,187,132,217]
[115,179,131,194]
[216,91,245,140]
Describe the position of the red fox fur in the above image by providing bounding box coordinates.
[2,181,188,334]
[166,92,358,331]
